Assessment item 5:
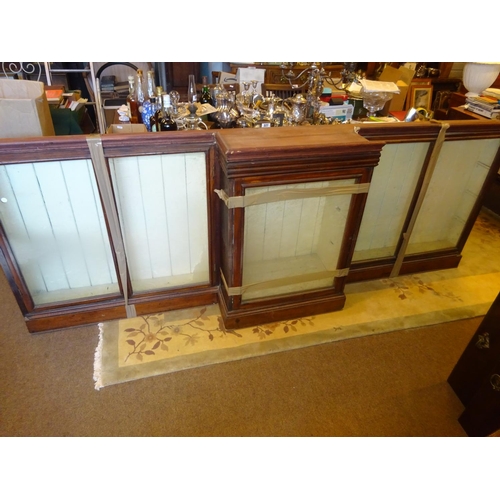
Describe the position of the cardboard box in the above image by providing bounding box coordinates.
[379,65,415,87]
[379,66,413,111]
[106,124,147,134]
[0,79,55,138]
[218,71,239,85]
[389,80,409,111]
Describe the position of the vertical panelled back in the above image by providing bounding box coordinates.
[0,159,119,305]
[109,152,210,293]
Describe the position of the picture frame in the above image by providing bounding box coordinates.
[407,84,433,110]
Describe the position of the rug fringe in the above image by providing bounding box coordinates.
[93,323,104,391]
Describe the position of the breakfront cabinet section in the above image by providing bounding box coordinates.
[348,121,500,283]
[215,127,384,329]
[0,133,219,332]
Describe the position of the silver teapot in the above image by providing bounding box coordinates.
[259,95,282,118]
[284,93,308,125]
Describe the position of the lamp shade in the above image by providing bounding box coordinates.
[462,62,500,97]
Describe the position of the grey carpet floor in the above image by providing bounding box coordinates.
[0,265,480,437]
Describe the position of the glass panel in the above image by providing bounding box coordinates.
[353,142,430,261]
[109,152,209,292]
[407,138,500,254]
[242,179,355,302]
[0,160,119,305]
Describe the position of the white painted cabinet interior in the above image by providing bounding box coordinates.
[0,159,119,305]
[353,142,430,262]
[109,152,209,293]
[407,138,500,254]
[242,179,355,301]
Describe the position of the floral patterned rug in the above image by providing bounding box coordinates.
[94,210,500,389]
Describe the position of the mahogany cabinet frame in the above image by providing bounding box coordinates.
[0,132,220,332]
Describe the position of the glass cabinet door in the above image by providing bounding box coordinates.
[241,178,357,302]
[353,141,430,262]
[109,152,210,293]
[0,159,119,305]
[406,138,500,254]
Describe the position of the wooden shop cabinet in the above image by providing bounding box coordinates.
[1,120,500,334]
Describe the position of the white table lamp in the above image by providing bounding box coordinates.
[462,62,500,97]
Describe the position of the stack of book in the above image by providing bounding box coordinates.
[99,76,129,99]
[113,81,130,98]
[45,87,65,105]
[465,95,500,119]
[47,90,88,112]
[483,88,500,100]
[100,75,116,93]
[59,93,88,111]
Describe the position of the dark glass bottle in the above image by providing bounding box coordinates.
[200,76,213,105]
[150,86,164,132]
[126,75,140,124]
[149,96,159,132]
[159,93,178,131]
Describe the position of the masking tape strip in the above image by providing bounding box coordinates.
[390,122,450,278]
[215,183,370,209]
[87,135,136,318]
[221,267,349,297]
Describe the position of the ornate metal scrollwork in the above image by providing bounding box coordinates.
[279,62,360,92]
[2,62,41,81]
[476,332,490,349]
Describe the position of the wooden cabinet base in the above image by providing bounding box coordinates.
[348,253,462,283]
[25,288,219,333]
[218,288,346,330]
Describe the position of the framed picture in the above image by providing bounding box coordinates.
[407,84,433,110]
